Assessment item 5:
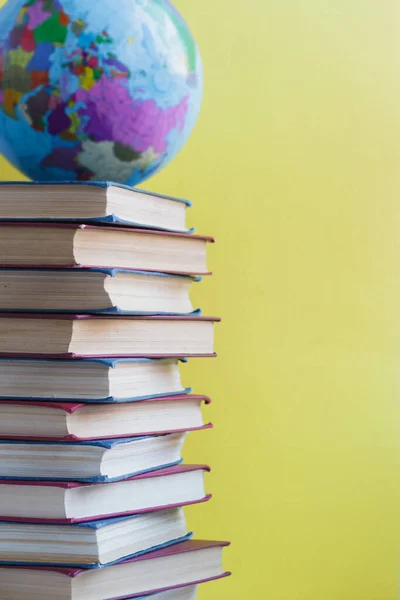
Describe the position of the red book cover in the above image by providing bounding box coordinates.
[0,465,212,524]
[0,394,212,441]
[0,223,215,275]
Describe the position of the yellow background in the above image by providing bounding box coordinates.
[1,0,400,598]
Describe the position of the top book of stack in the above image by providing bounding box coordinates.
[0,181,192,233]
[0,182,212,275]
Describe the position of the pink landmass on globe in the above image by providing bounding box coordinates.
[26,1,51,30]
[75,77,189,153]
[131,95,189,154]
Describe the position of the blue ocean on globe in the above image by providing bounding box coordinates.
[0,0,203,185]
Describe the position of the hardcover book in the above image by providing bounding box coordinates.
[0,508,191,568]
[0,182,193,233]
[0,395,211,441]
[0,314,219,358]
[0,357,189,403]
[0,268,200,315]
[0,433,187,482]
[0,540,230,600]
[0,465,211,524]
[0,223,213,275]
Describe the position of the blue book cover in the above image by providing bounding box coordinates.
[0,267,202,316]
[0,356,191,403]
[0,520,193,568]
[0,435,184,483]
[0,181,194,232]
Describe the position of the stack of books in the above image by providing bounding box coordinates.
[0,182,230,600]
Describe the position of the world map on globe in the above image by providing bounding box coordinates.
[0,0,203,184]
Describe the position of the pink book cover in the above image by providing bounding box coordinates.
[0,464,212,524]
[0,394,212,441]
[0,314,220,359]
[0,540,231,599]
[0,223,215,276]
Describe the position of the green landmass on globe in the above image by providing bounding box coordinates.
[0,0,203,184]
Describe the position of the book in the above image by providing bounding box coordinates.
[0,433,186,482]
[0,182,192,233]
[0,508,190,567]
[0,465,211,523]
[134,586,198,600]
[0,268,199,315]
[0,358,188,403]
[0,540,230,599]
[0,224,212,275]
[0,314,218,358]
[0,395,211,441]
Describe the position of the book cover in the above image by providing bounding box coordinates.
[0,395,212,441]
[0,435,184,483]
[0,267,202,316]
[0,181,193,206]
[0,528,193,571]
[0,223,214,275]
[0,314,220,359]
[0,356,191,403]
[0,464,212,524]
[0,539,231,578]
[0,181,194,232]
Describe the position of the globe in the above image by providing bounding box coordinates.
[0,0,203,185]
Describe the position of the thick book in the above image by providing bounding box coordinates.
[0,182,192,233]
[0,540,230,599]
[0,433,186,482]
[0,357,189,403]
[0,509,190,568]
[0,268,199,315]
[0,314,218,358]
[0,223,212,275]
[0,395,211,441]
[0,508,190,568]
[0,465,211,523]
